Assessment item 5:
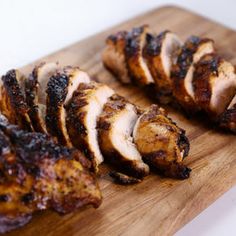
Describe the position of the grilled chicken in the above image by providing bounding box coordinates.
[144,31,182,102]
[102,31,131,84]
[0,70,33,131]
[66,82,114,172]
[125,25,154,86]
[219,94,236,132]
[172,36,215,112]
[97,94,149,179]
[25,62,59,133]
[46,66,90,146]
[0,114,101,233]
[133,105,191,179]
[193,53,236,117]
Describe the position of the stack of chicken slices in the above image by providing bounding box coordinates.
[103,25,236,133]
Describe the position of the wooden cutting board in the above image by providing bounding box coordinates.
[6,5,236,236]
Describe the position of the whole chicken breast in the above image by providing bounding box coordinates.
[102,31,131,84]
[0,70,33,131]
[25,62,59,133]
[66,82,115,172]
[172,36,215,112]
[46,66,90,146]
[0,114,102,234]
[97,94,149,179]
[125,25,154,86]
[144,31,182,103]
[133,105,191,179]
[193,53,236,117]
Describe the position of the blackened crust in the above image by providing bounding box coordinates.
[109,171,141,185]
[1,70,33,131]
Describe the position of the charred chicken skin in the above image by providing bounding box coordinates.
[0,114,101,234]
[0,70,33,131]
[133,105,190,179]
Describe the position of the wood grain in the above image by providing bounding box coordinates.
[5,5,236,236]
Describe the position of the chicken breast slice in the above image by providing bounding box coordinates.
[219,94,236,132]
[97,94,149,179]
[125,25,154,86]
[103,31,130,84]
[144,31,182,103]
[25,62,59,133]
[66,82,115,172]
[172,36,215,112]
[133,105,191,179]
[46,66,90,146]
[0,70,33,131]
[193,53,236,117]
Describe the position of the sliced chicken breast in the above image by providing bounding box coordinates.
[46,66,90,146]
[193,53,236,117]
[103,31,131,84]
[144,31,182,102]
[133,105,191,179]
[125,25,154,86]
[0,70,33,131]
[25,62,59,133]
[219,94,236,132]
[97,94,149,179]
[66,82,115,172]
[172,36,215,112]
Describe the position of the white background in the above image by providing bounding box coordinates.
[0,1,235,235]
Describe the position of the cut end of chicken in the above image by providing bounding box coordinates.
[103,31,131,84]
[98,94,149,179]
[26,62,59,133]
[172,36,215,112]
[0,70,33,131]
[46,66,91,146]
[133,104,191,179]
[219,94,236,132]
[193,53,236,117]
[66,82,115,172]
[144,31,182,96]
[125,25,154,86]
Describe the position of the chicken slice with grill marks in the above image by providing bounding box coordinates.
[172,36,215,112]
[0,70,33,131]
[46,66,90,146]
[219,94,236,133]
[66,82,115,172]
[193,53,236,118]
[25,62,59,133]
[97,94,149,179]
[133,105,191,179]
[103,31,131,84]
[0,114,102,233]
[125,25,154,86]
[144,31,182,103]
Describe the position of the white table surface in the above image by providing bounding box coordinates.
[0,0,235,235]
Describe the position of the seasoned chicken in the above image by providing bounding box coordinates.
[46,66,90,146]
[66,82,114,172]
[125,25,154,86]
[172,36,215,112]
[219,94,236,132]
[144,31,182,102]
[97,94,149,179]
[103,31,131,84]
[25,62,59,133]
[133,105,191,179]
[0,70,33,131]
[0,114,102,233]
[193,53,236,117]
